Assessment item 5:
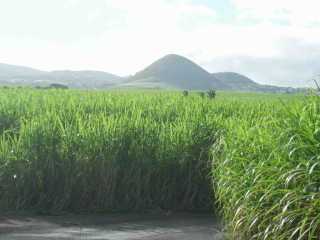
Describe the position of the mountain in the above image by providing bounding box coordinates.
[0,63,123,88]
[47,71,123,88]
[122,54,294,92]
[0,63,45,86]
[213,72,261,91]
[213,72,299,93]
[0,63,45,78]
[0,56,301,92]
[123,54,228,90]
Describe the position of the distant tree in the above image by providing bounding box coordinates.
[198,92,205,98]
[49,83,69,89]
[183,90,189,97]
[207,89,216,99]
[313,77,320,92]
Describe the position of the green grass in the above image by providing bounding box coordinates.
[0,89,218,212]
[213,95,320,239]
[0,88,319,239]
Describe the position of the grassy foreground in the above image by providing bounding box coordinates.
[213,95,320,239]
[0,88,319,239]
[0,89,217,212]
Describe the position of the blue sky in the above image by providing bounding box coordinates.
[0,0,319,87]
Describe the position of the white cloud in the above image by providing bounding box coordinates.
[232,0,320,26]
[0,0,218,75]
[202,34,320,87]
[0,0,320,86]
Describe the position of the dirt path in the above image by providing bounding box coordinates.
[0,213,223,240]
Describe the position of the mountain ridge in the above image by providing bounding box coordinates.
[127,54,227,90]
[0,55,300,92]
[0,63,123,88]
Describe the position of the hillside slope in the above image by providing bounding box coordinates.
[125,54,227,90]
[213,72,300,93]
[47,70,123,88]
[0,63,123,88]
[213,72,260,91]
[0,57,301,92]
[0,63,45,78]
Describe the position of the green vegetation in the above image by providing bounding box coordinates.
[213,95,320,239]
[0,88,319,239]
[207,89,216,99]
[182,90,189,97]
[0,89,217,212]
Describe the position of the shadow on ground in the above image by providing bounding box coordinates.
[0,213,223,240]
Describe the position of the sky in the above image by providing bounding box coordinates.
[0,0,320,87]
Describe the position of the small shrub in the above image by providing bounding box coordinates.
[183,90,189,97]
[198,92,205,98]
[207,89,216,99]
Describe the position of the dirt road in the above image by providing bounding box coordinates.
[0,213,223,240]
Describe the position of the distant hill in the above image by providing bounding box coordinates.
[213,72,299,93]
[213,72,261,91]
[124,54,228,90]
[0,63,46,86]
[47,70,123,88]
[0,63,123,89]
[121,55,299,92]
[0,56,303,92]
[0,63,45,78]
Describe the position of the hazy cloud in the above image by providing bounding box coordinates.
[232,0,320,27]
[0,0,319,87]
[203,39,320,87]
